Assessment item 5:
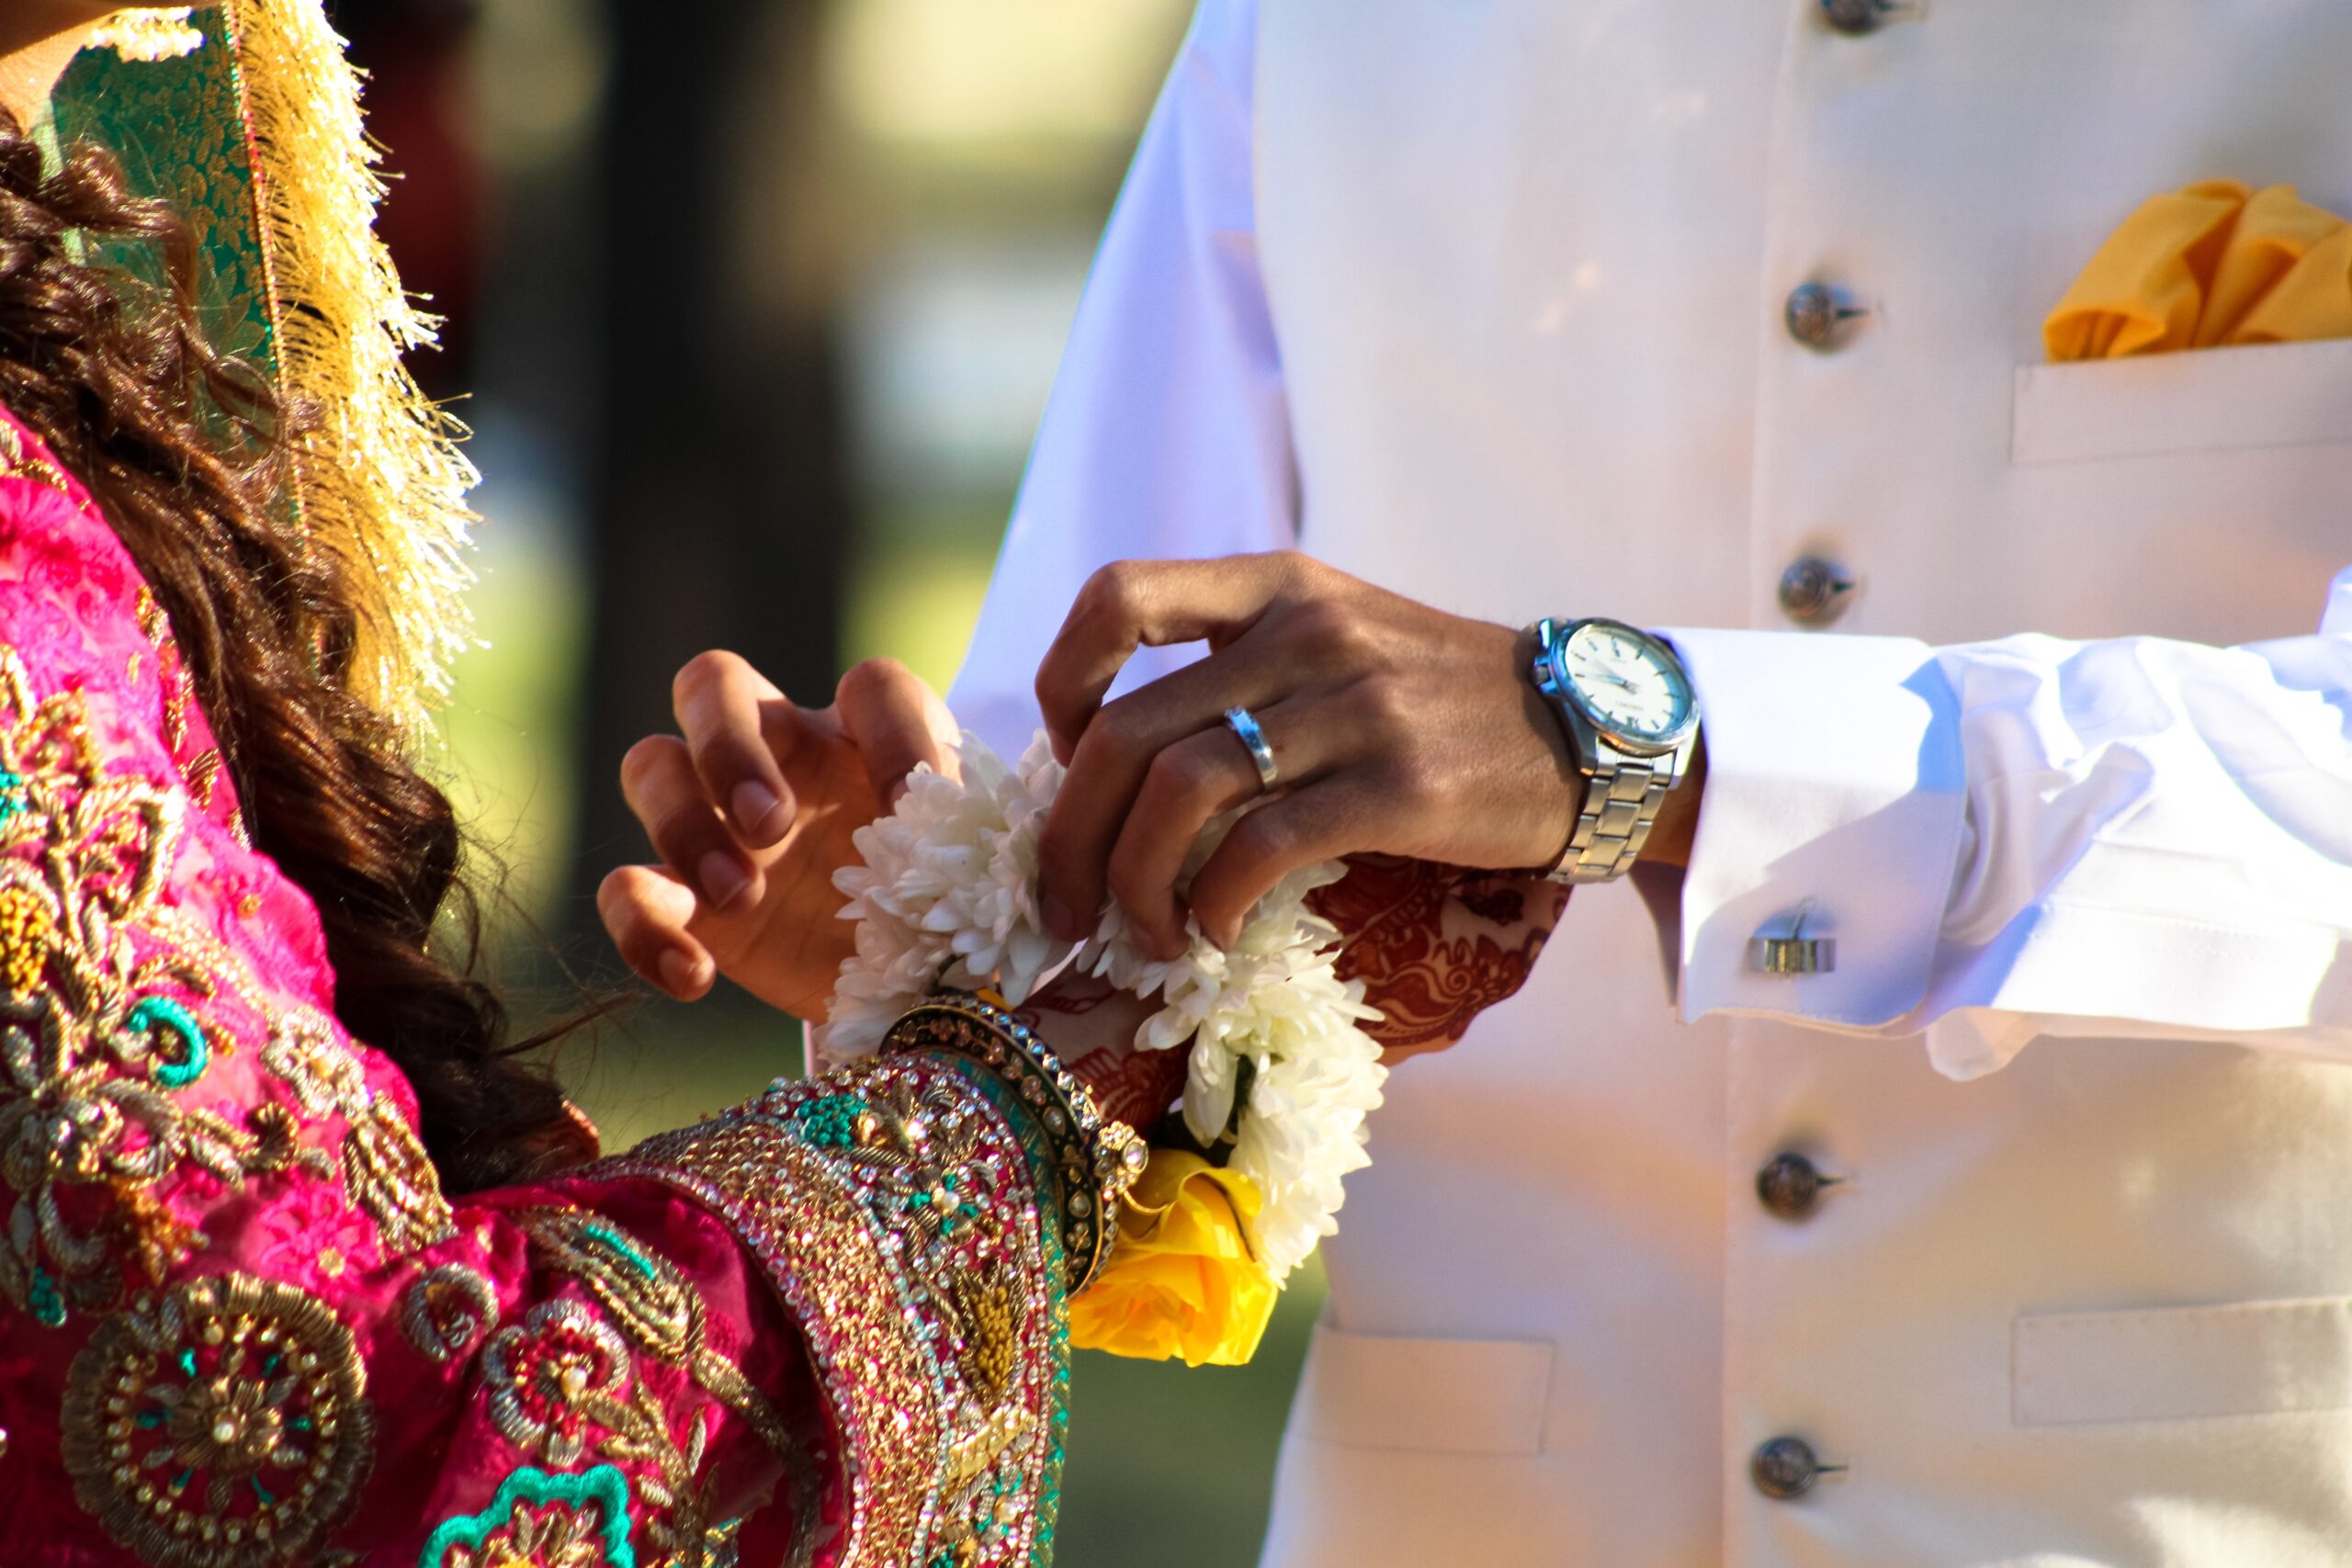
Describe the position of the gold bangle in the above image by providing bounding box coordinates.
[882,991,1148,1294]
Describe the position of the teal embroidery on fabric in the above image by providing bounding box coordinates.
[127,994,209,1089]
[580,1219,659,1282]
[792,1091,867,1149]
[418,1463,637,1568]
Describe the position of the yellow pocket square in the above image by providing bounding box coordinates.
[2045,179,2352,360]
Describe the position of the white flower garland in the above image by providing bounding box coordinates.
[818,731,1385,1280]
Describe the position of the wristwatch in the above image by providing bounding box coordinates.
[1527,615,1702,884]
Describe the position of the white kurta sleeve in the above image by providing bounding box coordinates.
[947,0,1294,761]
[1668,565,2352,1077]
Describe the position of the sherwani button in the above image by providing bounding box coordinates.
[1752,1435,1835,1499]
[1757,1151,1836,1219]
[1782,282,1867,350]
[1776,556,1857,626]
[1819,0,1888,35]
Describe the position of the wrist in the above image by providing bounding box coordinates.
[1524,616,1702,883]
[882,991,1149,1293]
[1634,728,1707,867]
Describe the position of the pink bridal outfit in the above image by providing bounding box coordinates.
[0,410,1563,1567]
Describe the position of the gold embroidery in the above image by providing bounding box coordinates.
[0,420,76,497]
[506,1207,812,1563]
[260,1012,454,1255]
[185,750,224,816]
[0,651,331,1325]
[483,1295,726,1562]
[401,1261,499,1364]
[59,1271,374,1568]
[609,1055,1069,1568]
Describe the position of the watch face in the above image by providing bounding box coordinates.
[1556,620,1696,750]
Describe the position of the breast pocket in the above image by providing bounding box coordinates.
[1294,1323,1555,1454]
[2013,1297,2352,1427]
[2012,337,2352,466]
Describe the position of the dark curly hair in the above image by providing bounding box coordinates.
[0,108,594,1190]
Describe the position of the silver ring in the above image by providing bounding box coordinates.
[1223,705,1279,792]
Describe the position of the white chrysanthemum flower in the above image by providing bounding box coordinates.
[817,732,1072,1057]
[822,729,1386,1280]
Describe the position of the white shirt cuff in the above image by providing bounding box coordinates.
[1662,627,1969,1028]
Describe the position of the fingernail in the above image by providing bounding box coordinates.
[732,781,784,840]
[658,950,700,995]
[1042,890,1081,941]
[699,852,750,910]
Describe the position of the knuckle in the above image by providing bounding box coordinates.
[1086,698,1150,770]
[672,649,739,710]
[1145,744,1214,807]
[1266,548,1315,586]
[648,800,719,861]
[1078,560,1148,629]
[838,655,910,705]
[1356,674,1415,737]
[1289,596,1374,664]
[1227,808,1296,867]
[594,867,637,926]
[618,737,674,793]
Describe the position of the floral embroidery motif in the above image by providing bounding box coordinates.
[260,1012,453,1255]
[500,1209,811,1563]
[0,650,329,1325]
[401,1262,499,1364]
[59,1271,374,1568]
[420,1463,636,1568]
[482,1297,632,1469]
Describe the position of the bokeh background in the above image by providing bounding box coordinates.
[331,2,1317,1562]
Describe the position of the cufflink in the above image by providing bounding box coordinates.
[1748,901,1836,976]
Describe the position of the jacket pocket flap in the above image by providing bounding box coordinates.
[2014,1296,2352,1426]
[1295,1324,1554,1455]
[2012,337,2352,466]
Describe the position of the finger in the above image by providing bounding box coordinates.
[620,734,763,913]
[1035,553,1304,761]
[1104,694,1338,959]
[596,863,716,999]
[1187,775,1391,949]
[672,650,796,844]
[1035,630,1306,943]
[838,657,959,803]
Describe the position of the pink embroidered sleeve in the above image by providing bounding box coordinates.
[0,419,1075,1568]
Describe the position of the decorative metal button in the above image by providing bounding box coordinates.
[1752,1435,1827,1499]
[1820,0,1889,35]
[1776,556,1857,626]
[1782,282,1868,350]
[1756,1151,1835,1220]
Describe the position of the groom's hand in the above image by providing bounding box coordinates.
[598,652,956,1017]
[1033,553,1677,960]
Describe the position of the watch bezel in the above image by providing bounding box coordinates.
[1544,617,1699,758]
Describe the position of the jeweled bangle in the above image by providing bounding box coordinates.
[881,991,1148,1293]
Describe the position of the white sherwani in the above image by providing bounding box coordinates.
[948,2,2352,1562]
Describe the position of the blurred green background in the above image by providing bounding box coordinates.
[328,0,1316,1562]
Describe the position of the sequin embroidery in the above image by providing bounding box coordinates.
[58,1271,374,1567]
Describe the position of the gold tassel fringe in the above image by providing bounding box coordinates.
[229,0,479,732]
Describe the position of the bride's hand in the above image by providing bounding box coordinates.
[598,652,956,1018]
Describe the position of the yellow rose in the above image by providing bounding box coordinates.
[1069,1148,1278,1367]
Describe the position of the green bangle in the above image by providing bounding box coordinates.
[882,991,1148,1294]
